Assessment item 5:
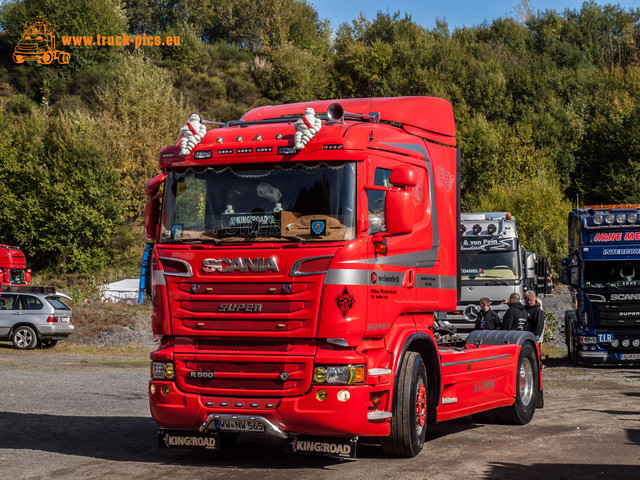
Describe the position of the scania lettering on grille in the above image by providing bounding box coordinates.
[202,257,279,273]
[611,293,640,301]
[218,303,262,312]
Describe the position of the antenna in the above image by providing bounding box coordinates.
[369,97,374,142]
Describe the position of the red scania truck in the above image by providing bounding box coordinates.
[0,244,31,285]
[145,97,543,458]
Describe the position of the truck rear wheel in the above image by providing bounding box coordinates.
[496,342,538,425]
[12,325,38,350]
[381,351,427,457]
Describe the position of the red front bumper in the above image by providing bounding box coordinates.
[149,380,391,438]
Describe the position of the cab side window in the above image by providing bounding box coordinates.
[368,168,392,234]
[24,296,44,310]
[0,294,22,310]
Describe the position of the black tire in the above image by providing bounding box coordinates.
[495,342,538,425]
[12,325,38,350]
[567,324,578,365]
[39,339,58,349]
[381,351,428,457]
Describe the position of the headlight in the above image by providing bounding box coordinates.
[313,365,365,385]
[579,336,597,344]
[151,362,175,380]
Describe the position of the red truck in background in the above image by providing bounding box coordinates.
[0,245,31,286]
[145,97,543,458]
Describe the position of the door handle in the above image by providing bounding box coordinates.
[404,269,415,288]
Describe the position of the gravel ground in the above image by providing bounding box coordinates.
[0,348,638,479]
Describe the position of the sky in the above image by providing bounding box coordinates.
[313,1,639,31]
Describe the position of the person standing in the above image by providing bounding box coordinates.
[501,292,528,331]
[524,290,545,341]
[474,297,501,330]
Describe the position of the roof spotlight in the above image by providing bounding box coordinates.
[487,223,497,234]
[472,224,482,235]
[604,214,615,225]
[628,213,638,224]
[593,215,603,225]
[616,213,626,224]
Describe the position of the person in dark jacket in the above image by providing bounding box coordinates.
[524,290,545,341]
[501,293,528,331]
[474,297,501,330]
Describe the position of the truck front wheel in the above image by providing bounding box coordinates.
[381,351,427,457]
[496,342,538,425]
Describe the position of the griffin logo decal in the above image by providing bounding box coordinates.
[335,286,354,318]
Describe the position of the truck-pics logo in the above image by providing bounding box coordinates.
[202,257,279,273]
[13,16,70,65]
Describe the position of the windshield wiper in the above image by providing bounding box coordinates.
[167,238,222,246]
[280,235,307,244]
[485,280,509,286]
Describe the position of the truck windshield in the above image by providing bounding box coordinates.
[9,269,26,284]
[160,162,356,243]
[460,251,519,281]
[583,260,640,288]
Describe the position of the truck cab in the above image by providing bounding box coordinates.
[563,205,640,364]
[446,212,547,336]
[0,245,31,286]
[146,98,542,458]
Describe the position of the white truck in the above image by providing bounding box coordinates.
[444,212,551,337]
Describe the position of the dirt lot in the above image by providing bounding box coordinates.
[0,344,638,480]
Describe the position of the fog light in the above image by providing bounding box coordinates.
[316,389,327,401]
[633,339,640,348]
[161,384,171,396]
[622,339,631,347]
[313,367,327,383]
[611,339,619,347]
[337,390,351,402]
[150,384,156,395]
[582,345,588,350]
[590,346,596,351]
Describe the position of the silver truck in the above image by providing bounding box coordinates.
[444,212,551,337]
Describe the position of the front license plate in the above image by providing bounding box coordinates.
[597,333,613,343]
[215,419,266,433]
[158,429,219,450]
[620,353,640,360]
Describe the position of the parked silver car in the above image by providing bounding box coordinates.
[0,286,73,349]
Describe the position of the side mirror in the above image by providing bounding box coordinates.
[385,189,413,235]
[561,266,572,285]
[145,173,167,242]
[525,252,536,279]
[561,257,571,267]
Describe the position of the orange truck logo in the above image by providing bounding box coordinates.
[13,16,70,65]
